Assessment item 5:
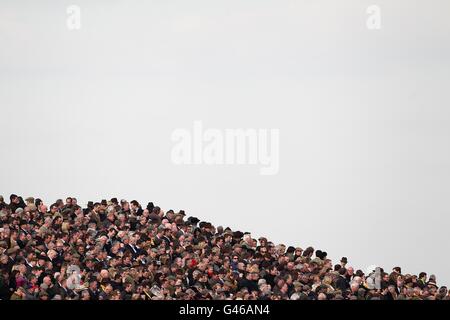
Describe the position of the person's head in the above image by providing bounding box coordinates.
[43,275,52,286]
[50,203,59,214]
[347,266,354,275]
[130,200,140,211]
[44,217,52,226]
[81,290,90,300]
[397,276,404,287]
[10,194,19,204]
[393,266,402,274]
[100,269,109,279]
[318,292,327,300]
[124,282,133,292]
[89,280,98,290]
[93,203,101,212]
[104,283,113,294]
[56,199,64,208]
[15,287,26,298]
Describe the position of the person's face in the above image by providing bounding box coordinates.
[82,291,90,300]
[34,268,43,276]
[19,264,27,273]
[40,294,48,300]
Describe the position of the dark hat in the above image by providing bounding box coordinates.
[286,246,296,253]
[187,217,200,225]
[341,257,348,263]
[38,253,49,261]
[232,231,244,239]
[146,202,155,211]
[204,222,212,229]
[393,266,402,273]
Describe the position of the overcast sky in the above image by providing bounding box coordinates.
[1,0,450,285]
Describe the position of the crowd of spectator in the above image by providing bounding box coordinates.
[0,194,448,300]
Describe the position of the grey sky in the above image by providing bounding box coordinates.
[1,0,450,284]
